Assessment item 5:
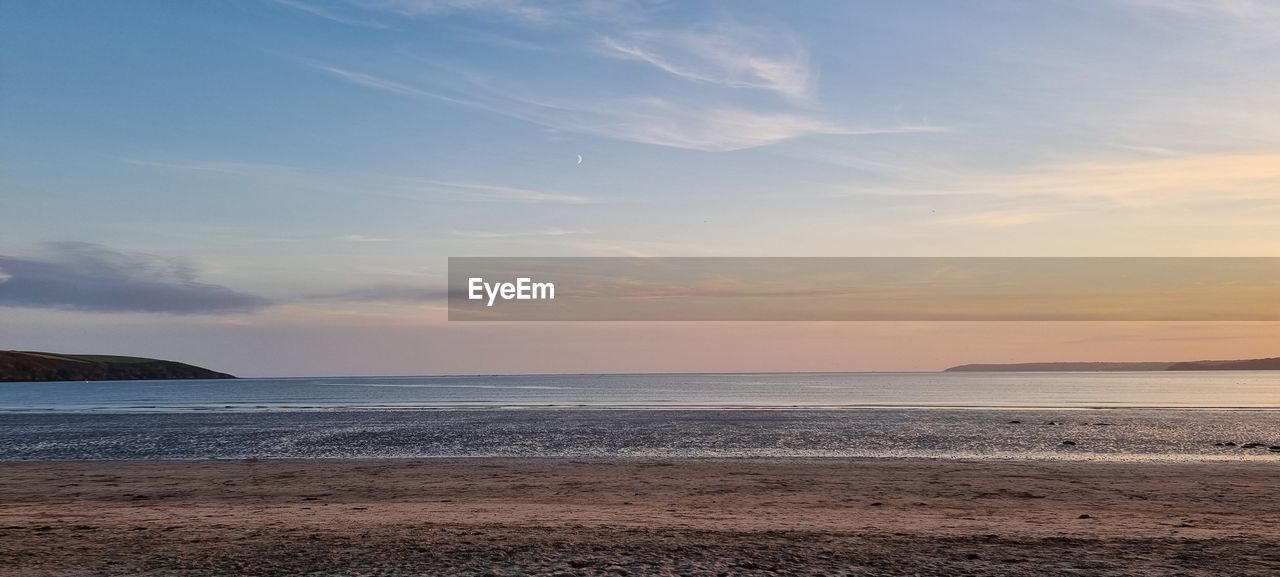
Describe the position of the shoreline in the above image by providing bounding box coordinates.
[5,408,1278,462]
[3,457,1278,575]
[7,404,1280,411]
[3,453,1280,463]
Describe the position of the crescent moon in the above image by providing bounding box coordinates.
[576,154,583,165]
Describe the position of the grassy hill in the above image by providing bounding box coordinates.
[0,351,235,382]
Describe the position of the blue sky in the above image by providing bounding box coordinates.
[2,1,1279,375]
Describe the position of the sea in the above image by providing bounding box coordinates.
[1,372,1277,461]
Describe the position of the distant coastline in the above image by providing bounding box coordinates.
[946,356,1280,372]
[0,351,234,382]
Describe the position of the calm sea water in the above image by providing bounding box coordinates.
[3,371,1280,411]
[1,372,1277,461]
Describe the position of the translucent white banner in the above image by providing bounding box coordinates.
[448,257,1280,321]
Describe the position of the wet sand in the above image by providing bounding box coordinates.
[1,458,1278,575]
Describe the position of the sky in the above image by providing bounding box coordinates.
[2,0,1279,376]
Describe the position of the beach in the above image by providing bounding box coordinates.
[2,458,1278,576]
[11,2,1280,575]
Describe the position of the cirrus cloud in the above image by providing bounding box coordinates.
[600,23,814,102]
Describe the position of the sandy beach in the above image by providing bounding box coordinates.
[1,458,1277,575]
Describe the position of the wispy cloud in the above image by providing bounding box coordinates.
[313,64,476,107]
[114,157,306,176]
[451,227,587,238]
[271,0,390,28]
[1122,0,1280,21]
[558,98,851,151]
[1119,0,1280,44]
[929,209,1066,228]
[353,0,554,24]
[311,62,922,151]
[291,3,922,152]
[339,0,662,27]
[0,242,271,315]
[120,156,601,205]
[1061,322,1274,345]
[457,72,872,150]
[991,152,1280,204]
[815,151,1280,206]
[268,0,673,33]
[341,234,392,242]
[410,180,597,204]
[600,23,813,102]
[309,283,448,302]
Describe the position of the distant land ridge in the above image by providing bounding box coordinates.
[0,351,235,382]
[946,357,1280,372]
